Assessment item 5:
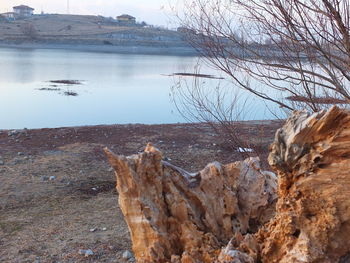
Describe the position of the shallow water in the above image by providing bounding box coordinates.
[0,47,278,129]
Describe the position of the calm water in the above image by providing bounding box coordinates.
[0,47,277,129]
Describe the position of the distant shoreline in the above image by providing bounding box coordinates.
[0,42,200,56]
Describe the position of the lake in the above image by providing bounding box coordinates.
[0,47,278,129]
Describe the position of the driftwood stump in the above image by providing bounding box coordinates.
[104,144,276,263]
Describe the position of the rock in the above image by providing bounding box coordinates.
[89,228,96,232]
[49,176,56,181]
[0,160,4,165]
[104,144,276,263]
[17,152,24,156]
[102,227,107,231]
[85,249,94,256]
[122,250,133,260]
[40,176,49,182]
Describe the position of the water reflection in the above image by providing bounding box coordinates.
[0,48,36,83]
[0,47,277,129]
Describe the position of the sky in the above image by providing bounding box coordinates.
[0,0,179,27]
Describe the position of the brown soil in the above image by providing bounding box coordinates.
[0,121,281,263]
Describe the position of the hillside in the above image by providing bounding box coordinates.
[0,14,197,55]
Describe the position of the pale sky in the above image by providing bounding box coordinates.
[0,0,178,27]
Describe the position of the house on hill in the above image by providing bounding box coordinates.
[13,5,34,17]
[1,12,17,20]
[116,14,136,25]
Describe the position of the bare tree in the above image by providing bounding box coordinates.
[172,0,350,112]
[170,0,349,158]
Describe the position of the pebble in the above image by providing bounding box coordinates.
[78,249,94,257]
[122,250,133,260]
[49,176,56,181]
[89,228,97,232]
[17,152,24,156]
[108,167,114,172]
[84,249,94,256]
[102,227,107,231]
[0,160,4,165]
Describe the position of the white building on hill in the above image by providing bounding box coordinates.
[13,5,34,17]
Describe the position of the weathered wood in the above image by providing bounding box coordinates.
[260,106,350,262]
[104,144,276,263]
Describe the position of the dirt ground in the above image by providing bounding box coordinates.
[0,121,282,263]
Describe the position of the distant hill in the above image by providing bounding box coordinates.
[0,14,197,55]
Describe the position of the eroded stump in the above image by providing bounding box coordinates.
[104,144,276,263]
